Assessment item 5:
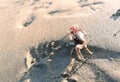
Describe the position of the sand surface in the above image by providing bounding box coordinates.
[0,0,120,82]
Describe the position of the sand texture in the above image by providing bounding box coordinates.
[0,0,120,82]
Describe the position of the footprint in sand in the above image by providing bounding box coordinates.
[46,9,92,18]
[80,1,104,11]
[77,0,88,3]
[15,0,24,6]
[23,14,36,27]
[33,1,53,10]
[17,14,36,29]
[48,9,70,15]
[30,0,41,6]
[46,1,103,18]
[110,9,120,21]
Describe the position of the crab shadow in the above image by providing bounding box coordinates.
[87,46,120,59]
[19,39,75,82]
[19,38,120,82]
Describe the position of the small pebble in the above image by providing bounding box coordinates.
[49,52,55,56]
[66,43,69,47]
[69,42,75,46]
[109,57,114,61]
[96,71,101,76]
[47,59,52,62]
[51,41,55,46]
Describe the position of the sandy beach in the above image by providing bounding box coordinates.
[0,0,120,82]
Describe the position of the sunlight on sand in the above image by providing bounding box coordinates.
[18,24,24,29]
